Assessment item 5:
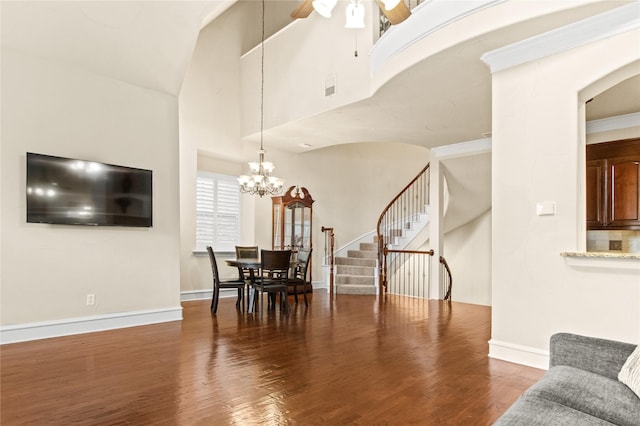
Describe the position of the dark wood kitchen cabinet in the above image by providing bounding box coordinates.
[586,139,640,230]
[586,159,606,228]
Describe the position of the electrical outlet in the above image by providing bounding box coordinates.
[86,294,95,306]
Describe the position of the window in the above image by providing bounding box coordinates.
[196,172,241,251]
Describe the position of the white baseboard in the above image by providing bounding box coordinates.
[181,289,214,301]
[488,339,549,370]
[3,282,329,344]
[0,306,183,345]
[180,288,240,302]
[310,280,327,290]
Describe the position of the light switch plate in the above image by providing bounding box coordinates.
[536,201,556,216]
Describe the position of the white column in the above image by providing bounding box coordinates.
[429,157,444,299]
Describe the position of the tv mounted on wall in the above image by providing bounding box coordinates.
[26,152,153,227]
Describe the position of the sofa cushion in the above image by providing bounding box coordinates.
[494,395,614,425]
[550,333,637,380]
[524,365,640,426]
[619,346,640,398]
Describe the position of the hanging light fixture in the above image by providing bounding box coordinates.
[238,0,284,197]
[345,0,365,29]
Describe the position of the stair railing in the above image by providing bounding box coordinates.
[440,256,452,301]
[322,226,335,295]
[377,163,430,294]
[384,247,434,297]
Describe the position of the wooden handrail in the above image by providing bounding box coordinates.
[440,256,453,301]
[376,163,430,237]
[385,248,434,256]
[376,163,430,293]
[382,249,433,298]
[322,226,335,295]
[375,161,453,300]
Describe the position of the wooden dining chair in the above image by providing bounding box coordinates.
[235,245,259,281]
[236,246,259,258]
[250,249,291,314]
[288,248,312,306]
[207,246,245,314]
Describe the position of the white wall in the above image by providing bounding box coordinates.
[179,5,430,296]
[444,209,492,306]
[241,1,374,137]
[179,5,249,293]
[1,48,182,326]
[180,141,430,294]
[261,143,431,253]
[490,30,640,368]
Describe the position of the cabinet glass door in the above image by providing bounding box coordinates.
[284,207,293,249]
[272,204,282,250]
[272,186,314,252]
[302,207,311,248]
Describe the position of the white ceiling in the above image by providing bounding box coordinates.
[587,74,640,120]
[0,1,232,96]
[2,0,637,152]
[259,0,639,152]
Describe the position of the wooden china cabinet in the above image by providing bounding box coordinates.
[272,186,314,289]
[272,185,314,252]
[586,138,640,230]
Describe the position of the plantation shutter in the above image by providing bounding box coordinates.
[196,172,241,251]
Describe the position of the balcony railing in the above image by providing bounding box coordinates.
[379,0,424,36]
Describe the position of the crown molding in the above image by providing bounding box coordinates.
[586,112,640,134]
[432,138,492,159]
[431,112,637,158]
[481,1,640,73]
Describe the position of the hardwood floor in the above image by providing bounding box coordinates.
[1,293,543,425]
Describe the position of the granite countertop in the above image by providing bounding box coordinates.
[561,251,640,260]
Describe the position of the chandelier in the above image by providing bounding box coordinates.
[238,0,284,197]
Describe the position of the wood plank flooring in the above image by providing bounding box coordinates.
[1,293,544,425]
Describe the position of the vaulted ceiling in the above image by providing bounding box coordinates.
[2,1,637,153]
[253,0,639,152]
[1,1,233,96]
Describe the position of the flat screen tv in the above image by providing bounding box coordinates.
[26,152,152,227]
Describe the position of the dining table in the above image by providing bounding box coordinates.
[225,256,298,313]
[225,258,259,312]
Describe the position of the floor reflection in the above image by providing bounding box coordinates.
[1,292,544,425]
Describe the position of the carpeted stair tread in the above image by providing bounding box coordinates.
[336,284,377,295]
[335,257,376,267]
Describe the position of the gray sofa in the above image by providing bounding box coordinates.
[495,333,640,425]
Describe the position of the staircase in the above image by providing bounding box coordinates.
[330,162,445,297]
[335,242,377,295]
[334,214,429,295]
[327,161,457,299]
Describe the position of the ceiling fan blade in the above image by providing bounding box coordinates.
[291,0,314,19]
[376,0,411,25]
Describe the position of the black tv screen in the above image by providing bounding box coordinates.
[26,152,152,227]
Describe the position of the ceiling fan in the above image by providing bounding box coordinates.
[290,0,410,25]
